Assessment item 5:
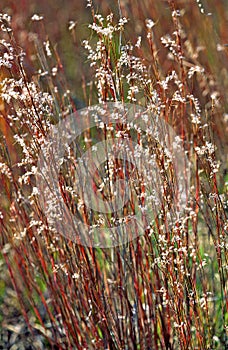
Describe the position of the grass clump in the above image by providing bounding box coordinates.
[0,1,227,349]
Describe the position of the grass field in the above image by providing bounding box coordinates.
[0,0,227,349]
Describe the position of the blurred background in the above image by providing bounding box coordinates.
[1,0,227,106]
